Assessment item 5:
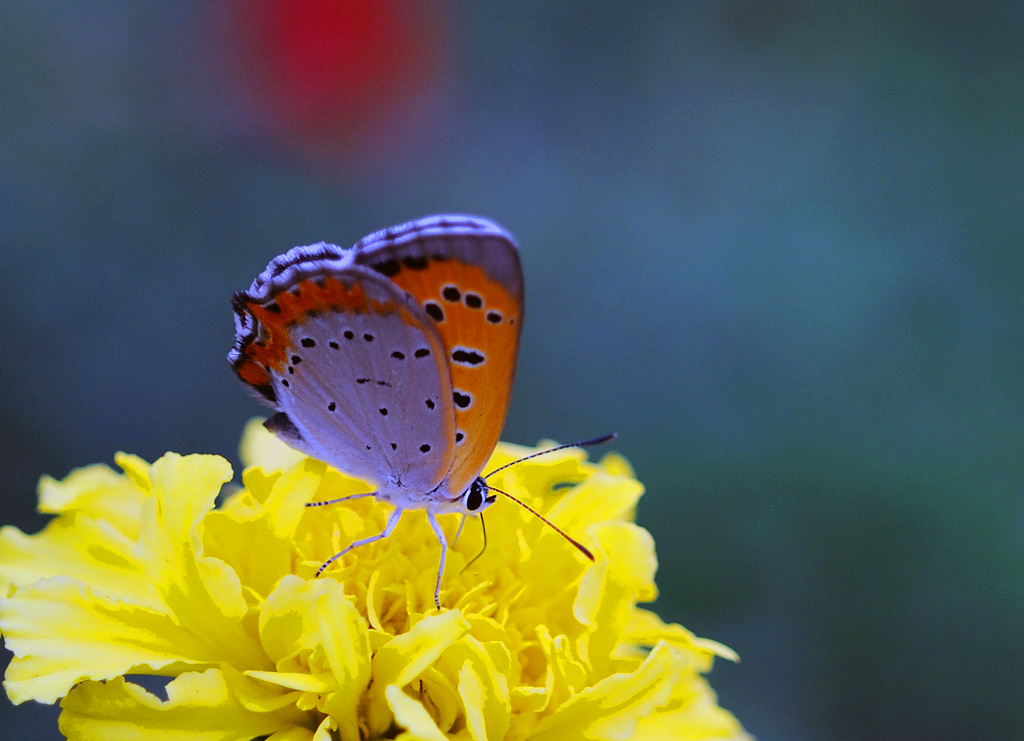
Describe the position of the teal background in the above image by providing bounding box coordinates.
[2,3,1023,739]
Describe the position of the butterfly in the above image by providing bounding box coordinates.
[229,215,600,608]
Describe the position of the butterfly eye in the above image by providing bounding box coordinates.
[464,487,483,511]
[463,480,490,512]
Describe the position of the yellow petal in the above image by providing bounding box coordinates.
[365,569,385,631]
[266,728,317,741]
[454,637,511,741]
[513,473,645,603]
[417,666,460,731]
[372,611,470,688]
[58,668,313,741]
[0,577,240,704]
[625,608,739,667]
[258,575,371,741]
[598,451,635,478]
[545,471,644,533]
[259,577,358,665]
[37,459,148,538]
[632,684,753,741]
[318,607,372,741]
[245,671,331,693]
[0,514,156,608]
[367,611,469,736]
[385,685,448,741]
[432,634,511,739]
[240,417,306,473]
[311,717,335,741]
[138,453,267,670]
[116,451,155,493]
[511,684,549,717]
[204,463,321,599]
[574,523,658,674]
[536,624,587,708]
[530,642,684,741]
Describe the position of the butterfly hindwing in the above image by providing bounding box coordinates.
[230,257,455,494]
[353,216,523,496]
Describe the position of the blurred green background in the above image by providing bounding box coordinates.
[2,2,1023,739]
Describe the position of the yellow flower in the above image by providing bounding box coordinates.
[0,420,750,740]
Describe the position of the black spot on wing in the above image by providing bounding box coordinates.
[452,349,484,366]
[372,259,400,277]
[424,302,444,322]
[254,384,277,403]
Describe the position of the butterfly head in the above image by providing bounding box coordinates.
[461,477,497,515]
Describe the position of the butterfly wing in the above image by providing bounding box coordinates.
[351,215,523,497]
[229,245,456,495]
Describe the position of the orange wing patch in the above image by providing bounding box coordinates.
[233,277,402,392]
[387,259,522,495]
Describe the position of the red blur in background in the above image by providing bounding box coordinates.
[216,0,453,176]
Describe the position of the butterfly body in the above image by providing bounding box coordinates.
[229,216,523,602]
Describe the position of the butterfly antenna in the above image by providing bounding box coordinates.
[482,433,617,480]
[483,484,595,562]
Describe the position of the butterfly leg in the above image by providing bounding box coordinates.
[315,507,402,576]
[427,513,448,611]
